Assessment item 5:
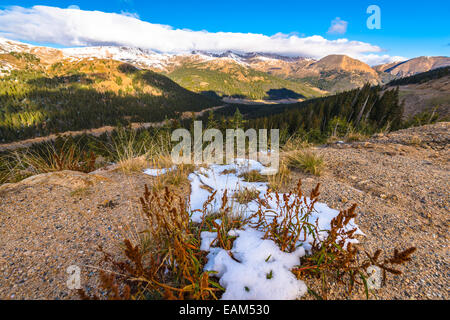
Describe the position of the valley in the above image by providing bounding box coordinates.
[1,36,449,146]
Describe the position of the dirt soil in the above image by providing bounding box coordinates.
[0,122,448,300]
[290,122,449,299]
[387,75,450,119]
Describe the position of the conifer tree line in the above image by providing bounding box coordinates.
[211,84,404,142]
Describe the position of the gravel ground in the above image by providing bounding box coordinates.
[0,122,448,300]
[0,168,152,299]
[293,122,449,299]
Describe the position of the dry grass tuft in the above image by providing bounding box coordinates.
[267,161,291,192]
[117,155,150,173]
[148,153,174,169]
[283,135,311,152]
[239,169,267,182]
[3,141,96,183]
[150,162,195,191]
[233,187,259,204]
[110,127,150,173]
[286,149,324,176]
[345,131,368,143]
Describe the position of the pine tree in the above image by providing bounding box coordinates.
[230,108,244,129]
[207,110,218,129]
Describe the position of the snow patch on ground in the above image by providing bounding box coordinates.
[187,159,360,250]
[200,231,217,251]
[144,159,362,300]
[0,37,34,53]
[0,62,13,76]
[188,159,269,223]
[204,228,307,300]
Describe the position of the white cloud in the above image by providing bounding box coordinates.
[120,11,140,19]
[0,5,404,65]
[360,54,406,66]
[327,17,348,35]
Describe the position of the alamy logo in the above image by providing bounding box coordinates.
[171,121,280,174]
[66,265,81,290]
[367,5,381,30]
[367,265,382,289]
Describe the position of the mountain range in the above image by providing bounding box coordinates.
[374,56,450,77]
[1,37,449,99]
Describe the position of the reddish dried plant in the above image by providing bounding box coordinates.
[80,180,415,300]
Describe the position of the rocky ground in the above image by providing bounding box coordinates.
[0,122,448,300]
[0,168,152,299]
[291,122,449,299]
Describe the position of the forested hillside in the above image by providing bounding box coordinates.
[296,69,379,93]
[163,58,323,100]
[0,57,218,142]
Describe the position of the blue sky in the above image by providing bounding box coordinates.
[1,1,449,62]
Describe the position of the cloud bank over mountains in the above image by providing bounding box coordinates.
[0,5,405,65]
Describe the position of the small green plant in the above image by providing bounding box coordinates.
[114,75,123,85]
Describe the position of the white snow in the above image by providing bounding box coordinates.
[0,36,322,74]
[144,158,362,300]
[187,159,361,249]
[204,227,307,300]
[0,62,13,76]
[188,159,269,223]
[143,166,176,176]
[200,231,218,251]
[0,37,34,53]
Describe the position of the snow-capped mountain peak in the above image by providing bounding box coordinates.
[0,37,35,53]
[62,46,174,70]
